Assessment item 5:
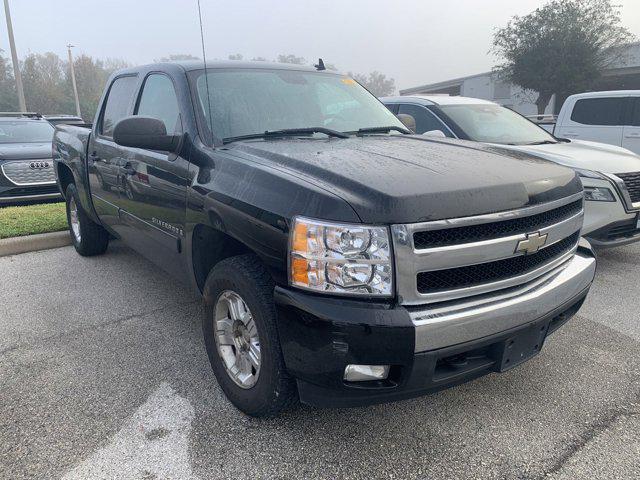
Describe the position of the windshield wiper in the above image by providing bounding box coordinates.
[222,127,349,144]
[355,126,411,135]
[525,140,558,145]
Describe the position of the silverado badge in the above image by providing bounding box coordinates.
[516,232,548,255]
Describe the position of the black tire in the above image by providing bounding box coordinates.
[202,254,297,417]
[65,183,109,256]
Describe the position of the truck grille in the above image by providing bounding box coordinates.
[616,172,640,203]
[413,199,582,249]
[1,159,55,186]
[391,193,585,305]
[416,232,579,293]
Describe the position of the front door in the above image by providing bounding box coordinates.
[622,97,640,155]
[88,75,139,229]
[114,73,190,279]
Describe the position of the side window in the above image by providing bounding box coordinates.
[136,74,180,133]
[100,76,138,137]
[398,104,451,136]
[570,97,625,126]
[632,98,640,127]
[385,103,399,115]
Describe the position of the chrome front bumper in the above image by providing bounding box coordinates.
[409,246,596,352]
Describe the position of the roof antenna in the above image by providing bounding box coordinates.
[314,58,326,71]
[197,0,214,144]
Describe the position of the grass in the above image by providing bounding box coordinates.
[0,202,68,239]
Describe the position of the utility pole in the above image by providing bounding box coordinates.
[3,0,26,111]
[67,44,81,117]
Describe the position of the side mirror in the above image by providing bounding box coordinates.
[396,113,416,133]
[423,129,447,138]
[113,116,179,151]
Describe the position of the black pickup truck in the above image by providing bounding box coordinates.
[53,61,596,417]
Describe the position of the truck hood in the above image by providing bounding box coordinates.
[498,139,640,175]
[0,142,51,161]
[230,135,581,224]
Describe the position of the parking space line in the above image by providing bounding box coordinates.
[62,382,198,480]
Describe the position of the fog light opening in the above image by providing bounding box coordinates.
[343,364,390,382]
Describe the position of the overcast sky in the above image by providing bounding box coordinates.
[2,0,640,90]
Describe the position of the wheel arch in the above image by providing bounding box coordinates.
[191,223,254,293]
[55,162,75,199]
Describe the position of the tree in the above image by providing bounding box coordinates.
[228,53,244,61]
[0,49,17,111]
[157,54,199,62]
[493,0,634,114]
[349,71,395,96]
[277,54,306,65]
[21,52,68,114]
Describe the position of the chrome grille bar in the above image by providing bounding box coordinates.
[391,193,585,305]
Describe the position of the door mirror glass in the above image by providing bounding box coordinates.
[113,116,179,151]
[423,129,447,138]
[396,113,416,132]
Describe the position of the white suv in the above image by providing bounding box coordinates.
[381,95,640,248]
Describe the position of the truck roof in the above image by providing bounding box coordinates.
[564,90,640,100]
[117,60,330,75]
[380,95,496,106]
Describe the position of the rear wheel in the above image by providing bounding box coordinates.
[202,254,297,417]
[65,183,109,256]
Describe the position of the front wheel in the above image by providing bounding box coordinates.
[202,254,297,417]
[65,183,109,256]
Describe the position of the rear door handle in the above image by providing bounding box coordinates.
[625,132,640,138]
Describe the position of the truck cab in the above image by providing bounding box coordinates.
[554,91,640,155]
[54,62,596,417]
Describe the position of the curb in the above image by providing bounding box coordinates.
[0,231,72,257]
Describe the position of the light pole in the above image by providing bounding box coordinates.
[3,0,26,111]
[67,44,81,118]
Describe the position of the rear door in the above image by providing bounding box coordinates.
[88,75,138,228]
[622,96,640,155]
[555,96,625,147]
[114,72,190,278]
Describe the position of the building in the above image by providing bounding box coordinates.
[400,42,640,116]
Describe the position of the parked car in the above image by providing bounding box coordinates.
[44,115,86,127]
[382,95,640,247]
[0,112,61,204]
[54,61,596,416]
[539,91,640,156]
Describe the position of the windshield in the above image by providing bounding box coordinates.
[191,68,405,141]
[0,121,54,144]
[438,104,556,145]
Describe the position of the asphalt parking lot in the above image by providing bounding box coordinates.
[1,242,639,479]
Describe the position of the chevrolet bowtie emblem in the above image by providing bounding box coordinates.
[515,232,548,255]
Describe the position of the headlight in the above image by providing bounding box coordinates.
[289,217,393,296]
[584,186,615,202]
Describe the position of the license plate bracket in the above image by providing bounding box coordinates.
[497,323,548,372]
